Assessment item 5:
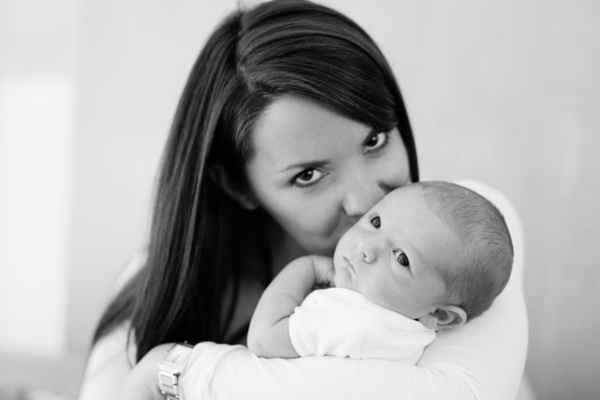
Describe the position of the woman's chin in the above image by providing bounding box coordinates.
[300,240,338,257]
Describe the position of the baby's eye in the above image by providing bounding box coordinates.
[292,169,324,188]
[395,251,409,267]
[370,216,381,229]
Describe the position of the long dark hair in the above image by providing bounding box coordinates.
[93,0,419,362]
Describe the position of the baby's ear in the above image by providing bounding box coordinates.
[208,164,258,210]
[418,306,467,330]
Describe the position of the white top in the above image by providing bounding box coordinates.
[289,288,435,362]
[78,180,529,400]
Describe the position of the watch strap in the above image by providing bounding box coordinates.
[157,342,194,400]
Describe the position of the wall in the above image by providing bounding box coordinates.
[1,0,598,399]
[0,0,77,358]
[365,2,600,399]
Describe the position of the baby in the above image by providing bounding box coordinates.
[247,181,513,363]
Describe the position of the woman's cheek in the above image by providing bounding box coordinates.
[380,130,411,188]
[294,198,345,253]
[295,198,334,235]
[373,161,408,194]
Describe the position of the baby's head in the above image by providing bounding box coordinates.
[333,181,513,330]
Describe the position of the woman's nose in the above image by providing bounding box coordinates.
[342,171,387,218]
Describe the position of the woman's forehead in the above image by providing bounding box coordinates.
[250,96,371,168]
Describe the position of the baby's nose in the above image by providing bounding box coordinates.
[358,239,379,264]
[362,249,376,263]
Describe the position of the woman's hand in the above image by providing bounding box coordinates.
[119,343,173,400]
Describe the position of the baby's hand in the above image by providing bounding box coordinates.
[309,255,336,288]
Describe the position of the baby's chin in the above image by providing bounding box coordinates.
[333,268,357,292]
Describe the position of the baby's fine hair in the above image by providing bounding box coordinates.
[418,181,513,320]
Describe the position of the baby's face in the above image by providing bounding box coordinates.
[333,185,459,319]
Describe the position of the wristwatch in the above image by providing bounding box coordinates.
[157,342,194,400]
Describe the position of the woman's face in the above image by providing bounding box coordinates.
[244,96,411,256]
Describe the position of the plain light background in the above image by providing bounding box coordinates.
[0,0,599,399]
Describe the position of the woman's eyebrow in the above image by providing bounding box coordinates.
[277,160,329,173]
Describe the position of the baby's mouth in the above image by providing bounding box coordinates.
[342,256,355,271]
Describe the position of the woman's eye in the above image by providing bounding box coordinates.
[364,131,389,152]
[370,216,381,229]
[395,251,410,267]
[292,169,324,187]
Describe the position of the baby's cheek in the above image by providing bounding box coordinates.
[333,270,354,291]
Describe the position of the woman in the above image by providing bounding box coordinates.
[79,1,528,399]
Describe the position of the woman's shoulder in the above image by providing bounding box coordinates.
[79,321,136,400]
[79,252,146,399]
[113,251,148,295]
[86,322,136,371]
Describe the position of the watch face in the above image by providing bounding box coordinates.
[165,343,194,364]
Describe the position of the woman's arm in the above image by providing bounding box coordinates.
[181,181,527,400]
[121,181,527,400]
